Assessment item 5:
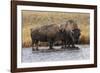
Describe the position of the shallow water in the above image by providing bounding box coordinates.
[22,45,90,62]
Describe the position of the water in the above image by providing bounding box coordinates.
[22,45,90,62]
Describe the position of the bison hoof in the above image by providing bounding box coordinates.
[48,48,54,50]
[36,49,39,51]
[72,46,76,48]
[32,49,35,51]
[61,46,65,49]
[67,46,71,48]
[71,46,80,49]
[75,47,80,49]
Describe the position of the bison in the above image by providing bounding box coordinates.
[31,24,60,51]
[31,20,81,51]
[60,20,81,48]
[60,28,81,48]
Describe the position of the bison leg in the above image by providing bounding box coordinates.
[48,40,54,50]
[50,42,53,49]
[61,40,64,49]
[35,40,39,51]
[32,41,35,51]
[67,44,71,48]
[67,40,71,48]
[72,44,75,48]
[71,39,76,48]
[62,40,67,49]
[64,41,67,48]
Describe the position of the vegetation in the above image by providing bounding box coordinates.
[22,10,90,48]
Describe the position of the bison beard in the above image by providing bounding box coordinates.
[61,29,81,49]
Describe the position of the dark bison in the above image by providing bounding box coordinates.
[31,24,60,51]
[60,20,81,48]
[31,20,81,51]
[59,28,81,48]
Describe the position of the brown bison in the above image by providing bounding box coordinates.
[62,20,81,48]
[30,24,61,51]
[31,20,81,51]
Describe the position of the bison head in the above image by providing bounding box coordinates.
[72,29,81,44]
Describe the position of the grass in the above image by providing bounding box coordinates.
[22,11,90,48]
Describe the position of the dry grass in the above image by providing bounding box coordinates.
[22,11,90,48]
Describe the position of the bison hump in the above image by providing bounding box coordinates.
[31,24,59,38]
